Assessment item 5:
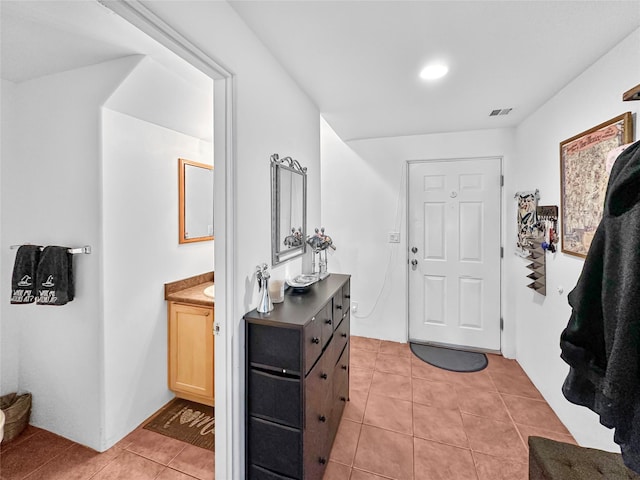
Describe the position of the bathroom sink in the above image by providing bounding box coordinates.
[203,285,215,299]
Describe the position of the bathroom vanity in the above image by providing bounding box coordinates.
[164,272,215,407]
[244,273,351,480]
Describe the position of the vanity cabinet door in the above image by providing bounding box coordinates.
[168,302,214,406]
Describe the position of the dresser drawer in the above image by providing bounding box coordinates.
[249,464,298,480]
[249,417,302,479]
[329,311,350,368]
[317,303,333,349]
[249,323,301,373]
[249,369,301,428]
[304,351,332,478]
[331,281,351,330]
[333,341,350,392]
[342,281,351,309]
[303,315,323,374]
[329,344,349,441]
[305,353,333,418]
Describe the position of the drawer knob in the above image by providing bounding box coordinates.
[341,365,347,370]
[336,305,343,310]
[340,396,347,402]
[319,457,327,465]
[325,319,332,325]
[319,415,326,422]
[312,337,320,344]
[341,333,347,338]
[320,373,328,380]
[345,295,350,299]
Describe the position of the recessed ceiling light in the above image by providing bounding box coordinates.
[419,63,449,81]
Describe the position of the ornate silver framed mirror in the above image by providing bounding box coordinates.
[271,153,307,265]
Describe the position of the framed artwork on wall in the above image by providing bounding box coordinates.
[560,112,634,258]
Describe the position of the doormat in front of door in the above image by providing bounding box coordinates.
[144,398,214,451]
[410,342,487,372]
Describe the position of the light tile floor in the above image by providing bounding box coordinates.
[0,416,214,480]
[323,336,576,480]
[0,336,574,480]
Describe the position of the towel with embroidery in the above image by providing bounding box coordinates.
[11,245,42,304]
[35,246,74,305]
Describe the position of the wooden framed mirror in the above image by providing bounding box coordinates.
[179,158,214,244]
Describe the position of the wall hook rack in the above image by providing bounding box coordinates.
[10,245,91,255]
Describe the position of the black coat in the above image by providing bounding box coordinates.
[561,139,640,472]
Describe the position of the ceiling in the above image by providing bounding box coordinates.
[229,0,640,141]
[2,1,639,142]
[0,0,210,92]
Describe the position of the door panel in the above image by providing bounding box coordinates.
[409,158,501,351]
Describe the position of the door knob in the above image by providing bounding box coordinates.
[411,259,418,266]
[411,247,418,254]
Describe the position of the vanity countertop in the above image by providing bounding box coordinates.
[164,272,214,308]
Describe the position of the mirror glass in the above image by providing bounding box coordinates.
[271,154,307,265]
[179,158,214,244]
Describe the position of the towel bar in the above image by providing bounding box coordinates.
[9,245,91,255]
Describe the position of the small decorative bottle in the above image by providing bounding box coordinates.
[256,263,274,313]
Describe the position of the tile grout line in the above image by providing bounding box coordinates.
[87,446,127,479]
[492,370,529,452]
[15,433,76,480]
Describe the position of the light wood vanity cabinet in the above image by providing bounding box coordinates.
[168,302,215,407]
[244,274,351,480]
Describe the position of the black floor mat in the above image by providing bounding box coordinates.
[410,342,488,372]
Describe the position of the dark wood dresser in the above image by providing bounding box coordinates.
[244,273,351,480]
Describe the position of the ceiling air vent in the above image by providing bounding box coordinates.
[489,108,513,116]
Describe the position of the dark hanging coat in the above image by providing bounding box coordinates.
[560,139,640,472]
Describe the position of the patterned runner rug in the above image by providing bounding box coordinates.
[144,398,214,450]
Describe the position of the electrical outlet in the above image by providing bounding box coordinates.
[388,232,400,243]
[351,301,358,313]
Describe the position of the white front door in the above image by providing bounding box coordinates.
[408,158,502,351]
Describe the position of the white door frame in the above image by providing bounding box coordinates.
[99,2,236,478]
[406,157,504,354]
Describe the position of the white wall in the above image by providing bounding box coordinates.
[321,120,516,354]
[140,3,321,475]
[0,79,18,395]
[511,27,640,452]
[0,57,140,449]
[105,56,214,142]
[101,106,213,446]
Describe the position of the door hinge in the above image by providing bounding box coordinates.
[500,246,504,258]
[500,317,504,330]
[214,322,220,336]
[500,175,504,187]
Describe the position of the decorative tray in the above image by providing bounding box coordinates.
[286,274,318,292]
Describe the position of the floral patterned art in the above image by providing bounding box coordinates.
[560,113,634,258]
[516,190,539,255]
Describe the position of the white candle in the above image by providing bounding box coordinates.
[269,279,285,303]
